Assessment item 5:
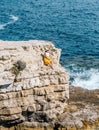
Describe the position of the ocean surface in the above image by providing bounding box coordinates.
[0,0,99,90]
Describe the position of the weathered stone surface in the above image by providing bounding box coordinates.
[27,105,36,113]
[0,51,10,60]
[0,40,69,128]
[0,107,22,115]
[0,40,98,130]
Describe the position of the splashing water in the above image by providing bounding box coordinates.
[0,0,99,90]
[68,67,99,90]
[61,56,99,90]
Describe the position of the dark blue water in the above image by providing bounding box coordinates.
[0,0,99,89]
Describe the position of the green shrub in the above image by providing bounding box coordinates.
[11,60,26,82]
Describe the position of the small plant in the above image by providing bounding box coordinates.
[11,60,26,82]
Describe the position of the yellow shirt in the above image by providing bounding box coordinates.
[43,56,52,65]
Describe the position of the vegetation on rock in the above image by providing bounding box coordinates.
[11,60,26,82]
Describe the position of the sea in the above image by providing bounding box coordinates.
[0,0,99,90]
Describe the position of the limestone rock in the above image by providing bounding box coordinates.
[0,40,98,130]
[0,40,69,127]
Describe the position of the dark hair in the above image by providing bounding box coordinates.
[45,50,49,52]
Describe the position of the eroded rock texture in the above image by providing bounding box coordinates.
[0,41,98,130]
[0,40,69,128]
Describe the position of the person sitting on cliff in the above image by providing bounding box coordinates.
[42,50,53,69]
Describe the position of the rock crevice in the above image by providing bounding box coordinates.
[0,40,98,130]
[0,40,69,128]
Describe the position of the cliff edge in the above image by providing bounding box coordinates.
[0,40,69,129]
[0,40,98,130]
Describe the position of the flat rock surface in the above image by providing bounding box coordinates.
[69,86,99,112]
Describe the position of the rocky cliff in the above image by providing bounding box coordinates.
[0,40,98,130]
[0,40,69,129]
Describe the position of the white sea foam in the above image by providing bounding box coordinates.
[0,15,18,30]
[0,24,6,30]
[69,68,99,90]
[10,15,19,21]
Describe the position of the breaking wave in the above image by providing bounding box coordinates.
[61,56,99,90]
[0,15,18,30]
[68,66,99,90]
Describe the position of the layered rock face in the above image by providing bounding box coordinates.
[0,40,69,128]
[0,41,98,130]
